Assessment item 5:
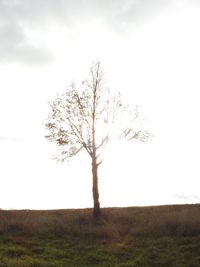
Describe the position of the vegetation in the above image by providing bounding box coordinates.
[45,62,150,217]
[0,204,200,266]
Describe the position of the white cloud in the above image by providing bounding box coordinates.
[0,0,184,65]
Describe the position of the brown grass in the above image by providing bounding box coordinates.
[0,204,200,240]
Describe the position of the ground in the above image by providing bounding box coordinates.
[0,204,200,266]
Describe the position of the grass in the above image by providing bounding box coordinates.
[0,204,200,266]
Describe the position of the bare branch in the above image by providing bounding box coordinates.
[67,117,92,156]
[97,135,109,150]
[97,158,103,167]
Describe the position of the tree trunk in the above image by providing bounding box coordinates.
[92,158,100,217]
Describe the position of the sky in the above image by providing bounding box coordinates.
[0,0,200,209]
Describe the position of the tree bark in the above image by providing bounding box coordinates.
[92,157,100,217]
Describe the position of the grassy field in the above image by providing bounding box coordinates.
[0,204,200,266]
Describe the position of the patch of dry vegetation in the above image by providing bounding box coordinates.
[0,204,200,238]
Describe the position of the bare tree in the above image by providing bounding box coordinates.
[45,62,150,217]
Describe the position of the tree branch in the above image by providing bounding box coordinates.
[97,158,103,167]
[96,135,109,150]
[67,117,92,156]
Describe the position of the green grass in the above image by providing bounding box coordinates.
[0,204,200,266]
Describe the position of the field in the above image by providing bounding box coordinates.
[0,204,200,266]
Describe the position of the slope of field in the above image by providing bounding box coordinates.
[0,204,200,266]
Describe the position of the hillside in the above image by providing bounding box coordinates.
[0,204,200,266]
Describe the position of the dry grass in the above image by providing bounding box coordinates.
[0,204,200,239]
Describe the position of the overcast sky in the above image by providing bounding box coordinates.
[0,0,200,209]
